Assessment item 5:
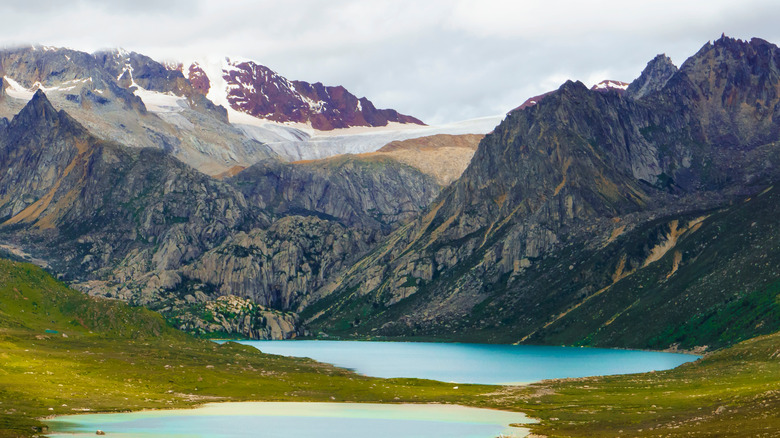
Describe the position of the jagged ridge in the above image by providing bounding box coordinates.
[304,36,780,350]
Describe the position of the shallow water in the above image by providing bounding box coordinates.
[237,340,699,384]
[46,402,535,438]
[45,342,697,437]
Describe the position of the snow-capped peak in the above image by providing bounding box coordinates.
[590,79,630,92]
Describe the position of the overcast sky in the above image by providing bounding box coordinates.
[3,0,780,124]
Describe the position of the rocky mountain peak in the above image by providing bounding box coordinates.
[553,80,594,105]
[625,54,678,99]
[512,79,627,114]
[13,89,61,127]
[559,79,589,93]
[221,59,425,130]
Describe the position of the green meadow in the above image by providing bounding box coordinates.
[1,259,778,437]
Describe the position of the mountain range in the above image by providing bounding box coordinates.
[1,36,779,353]
[0,46,469,173]
[303,35,780,351]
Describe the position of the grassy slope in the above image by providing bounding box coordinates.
[2,258,779,437]
[497,331,780,437]
[0,260,486,437]
[531,185,780,350]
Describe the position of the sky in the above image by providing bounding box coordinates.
[3,0,780,124]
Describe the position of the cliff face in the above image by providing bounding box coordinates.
[231,155,441,231]
[180,216,375,311]
[304,37,780,349]
[625,54,678,100]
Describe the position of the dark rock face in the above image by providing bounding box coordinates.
[223,60,424,130]
[305,36,780,349]
[625,54,678,99]
[0,90,87,222]
[231,156,441,232]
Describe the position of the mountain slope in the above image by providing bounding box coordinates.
[0,46,277,175]
[232,155,441,231]
[0,91,442,339]
[182,58,424,130]
[337,133,484,186]
[524,184,780,350]
[304,36,780,350]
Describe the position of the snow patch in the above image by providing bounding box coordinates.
[2,76,92,101]
[3,76,35,100]
[239,114,504,161]
[592,80,629,91]
[133,87,188,113]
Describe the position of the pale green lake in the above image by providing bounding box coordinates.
[46,402,535,437]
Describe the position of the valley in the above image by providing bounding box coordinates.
[0,28,779,437]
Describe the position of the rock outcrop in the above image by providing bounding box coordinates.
[171,295,298,340]
[625,54,678,100]
[180,216,375,310]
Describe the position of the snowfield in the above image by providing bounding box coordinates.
[234,115,504,161]
[186,56,504,161]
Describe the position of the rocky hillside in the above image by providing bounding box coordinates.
[0,90,256,285]
[230,155,441,231]
[0,90,440,339]
[304,36,780,351]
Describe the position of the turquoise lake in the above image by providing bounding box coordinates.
[237,340,699,384]
[46,342,699,437]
